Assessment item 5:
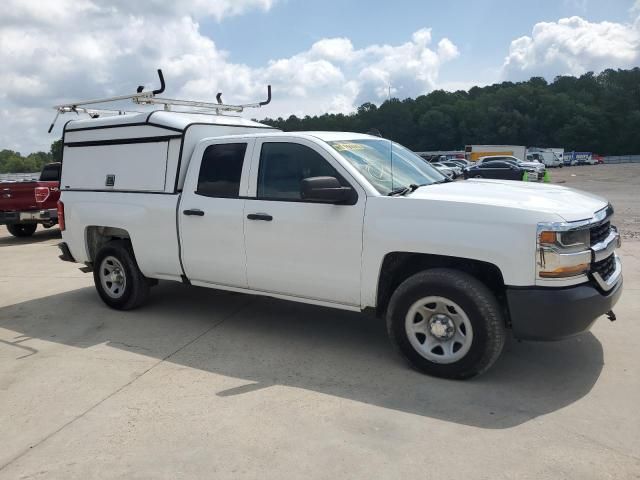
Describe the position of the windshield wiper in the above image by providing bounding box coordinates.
[432,177,453,184]
[387,184,422,196]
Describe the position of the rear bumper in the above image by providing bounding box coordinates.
[506,278,623,340]
[0,209,57,224]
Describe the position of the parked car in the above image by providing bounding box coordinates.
[429,162,456,179]
[464,160,530,181]
[478,155,545,177]
[55,82,623,380]
[448,159,472,169]
[441,161,464,177]
[1,162,60,237]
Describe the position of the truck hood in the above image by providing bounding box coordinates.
[411,179,608,222]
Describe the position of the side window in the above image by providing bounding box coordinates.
[257,142,347,201]
[196,143,247,198]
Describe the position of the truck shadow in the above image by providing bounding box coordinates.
[0,282,604,429]
[0,227,61,247]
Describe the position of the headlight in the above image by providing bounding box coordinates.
[537,226,591,278]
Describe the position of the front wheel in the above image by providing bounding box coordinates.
[387,269,506,379]
[7,223,37,237]
[93,240,151,310]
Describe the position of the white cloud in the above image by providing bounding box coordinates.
[0,1,458,154]
[503,15,640,80]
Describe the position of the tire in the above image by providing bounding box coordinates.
[7,223,37,237]
[386,268,506,379]
[93,240,151,310]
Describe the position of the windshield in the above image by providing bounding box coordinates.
[327,139,446,195]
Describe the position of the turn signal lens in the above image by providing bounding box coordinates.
[539,263,589,278]
[57,201,65,231]
[539,231,557,244]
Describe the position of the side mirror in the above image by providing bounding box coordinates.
[301,176,353,204]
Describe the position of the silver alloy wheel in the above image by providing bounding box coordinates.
[405,296,473,364]
[99,256,127,299]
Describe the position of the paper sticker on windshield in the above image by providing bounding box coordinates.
[332,143,365,152]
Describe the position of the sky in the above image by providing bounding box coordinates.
[1,0,639,153]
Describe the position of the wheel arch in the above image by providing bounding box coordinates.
[85,226,132,263]
[375,252,506,318]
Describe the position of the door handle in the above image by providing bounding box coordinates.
[247,213,273,221]
[183,209,205,216]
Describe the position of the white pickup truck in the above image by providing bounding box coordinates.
[56,110,623,379]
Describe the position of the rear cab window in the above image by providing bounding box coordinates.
[39,164,61,182]
[196,143,247,198]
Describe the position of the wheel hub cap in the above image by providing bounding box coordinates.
[429,314,455,340]
[404,296,474,364]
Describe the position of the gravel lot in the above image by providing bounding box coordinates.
[1,164,639,479]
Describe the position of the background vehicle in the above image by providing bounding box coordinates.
[465,145,526,162]
[568,152,595,165]
[430,162,456,178]
[441,161,464,176]
[550,148,565,165]
[478,156,546,178]
[55,73,623,380]
[1,162,60,237]
[527,148,562,168]
[463,160,527,180]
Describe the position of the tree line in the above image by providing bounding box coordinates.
[1,68,638,173]
[261,68,640,155]
[0,140,62,174]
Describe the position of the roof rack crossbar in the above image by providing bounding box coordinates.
[49,69,272,132]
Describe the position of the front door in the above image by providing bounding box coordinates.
[179,139,254,287]
[243,139,365,307]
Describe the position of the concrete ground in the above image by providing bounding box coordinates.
[1,164,639,479]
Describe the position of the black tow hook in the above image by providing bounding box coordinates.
[606,310,617,322]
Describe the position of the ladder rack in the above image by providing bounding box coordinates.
[49,69,272,133]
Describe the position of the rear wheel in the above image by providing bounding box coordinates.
[7,223,37,237]
[93,240,151,310]
[387,269,506,379]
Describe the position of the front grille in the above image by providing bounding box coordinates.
[592,254,616,281]
[590,221,610,246]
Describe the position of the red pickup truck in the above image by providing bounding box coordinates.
[1,162,61,237]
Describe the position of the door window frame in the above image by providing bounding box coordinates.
[183,138,256,199]
[246,137,364,205]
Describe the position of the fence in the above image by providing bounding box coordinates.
[603,155,640,164]
[0,172,40,182]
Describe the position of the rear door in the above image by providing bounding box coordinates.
[243,138,366,307]
[179,138,254,288]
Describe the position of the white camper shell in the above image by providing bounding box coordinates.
[61,112,278,194]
